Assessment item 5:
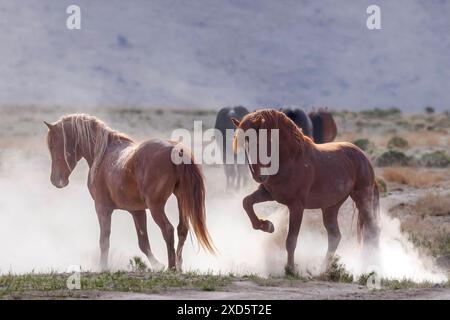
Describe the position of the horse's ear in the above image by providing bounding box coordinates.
[230,117,240,128]
[44,121,54,130]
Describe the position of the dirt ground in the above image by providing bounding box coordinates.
[1,106,449,300]
[7,279,450,300]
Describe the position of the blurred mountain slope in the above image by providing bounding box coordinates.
[0,0,449,111]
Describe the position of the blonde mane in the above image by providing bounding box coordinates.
[57,114,133,184]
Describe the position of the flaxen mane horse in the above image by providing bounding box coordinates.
[45,114,215,271]
[232,109,379,274]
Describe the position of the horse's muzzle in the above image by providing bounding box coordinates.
[51,177,69,188]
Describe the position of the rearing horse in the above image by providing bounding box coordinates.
[232,109,379,274]
[45,114,215,271]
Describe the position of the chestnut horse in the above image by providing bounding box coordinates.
[45,114,215,271]
[232,109,379,274]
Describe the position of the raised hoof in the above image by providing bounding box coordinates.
[260,220,275,233]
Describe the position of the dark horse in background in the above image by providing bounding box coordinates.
[214,106,249,190]
[45,114,215,271]
[308,108,337,144]
[281,107,337,144]
[232,109,379,274]
[280,108,314,139]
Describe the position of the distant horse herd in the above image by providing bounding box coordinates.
[44,107,379,274]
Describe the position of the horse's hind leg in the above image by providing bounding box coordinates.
[225,164,237,191]
[175,200,188,271]
[321,200,345,269]
[130,210,164,271]
[237,164,248,190]
[148,202,176,270]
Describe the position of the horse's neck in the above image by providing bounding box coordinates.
[77,140,96,168]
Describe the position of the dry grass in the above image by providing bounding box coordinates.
[382,167,444,188]
[402,131,449,148]
[413,192,450,217]
[390,192,450,256]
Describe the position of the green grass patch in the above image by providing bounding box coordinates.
[0,270,234,298]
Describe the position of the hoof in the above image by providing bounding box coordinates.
[151,260,165,272]
[176,258,183,272]
[260,220,275,233]
[285,264,298,277]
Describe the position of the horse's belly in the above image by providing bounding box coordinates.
[107,175,147,211]
[305,177,353,209]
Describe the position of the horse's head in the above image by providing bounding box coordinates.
[44,120,80,188]
[231,109,284,182]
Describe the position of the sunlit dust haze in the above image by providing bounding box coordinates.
[0,139,446,283]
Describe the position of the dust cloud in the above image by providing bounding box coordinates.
[0,147,447,284]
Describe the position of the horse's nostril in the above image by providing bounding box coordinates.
[59,178,69,188]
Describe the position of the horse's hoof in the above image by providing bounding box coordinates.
[176,258,183,272]
[260,220,275,233]
[285,264,298,277]
[151,261,165,272]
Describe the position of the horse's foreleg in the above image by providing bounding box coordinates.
[285,204,304,275]
[321,203,343,270]
[149,203,176,270]
[243,185,274,233]
[95,205,113,271]
[130,210,164,271]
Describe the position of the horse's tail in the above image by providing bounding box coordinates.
[357,182,380,245]
[174,151,216,255]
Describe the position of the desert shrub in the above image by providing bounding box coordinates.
[387,136,409,150]
[414,123,426,130]
[437,234,450,256]
[376,150,411,167]
[128,256,148,272]
[425,106,435,114]
[360,107,401,119]
[375,176,387,195]
[419,151,450,168]
[353,138,375,153]
[321,256,353,283]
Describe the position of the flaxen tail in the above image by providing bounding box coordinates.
[174,149,216,254]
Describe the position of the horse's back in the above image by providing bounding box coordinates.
[131,139,179,194]
[316,141,374,186]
